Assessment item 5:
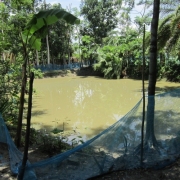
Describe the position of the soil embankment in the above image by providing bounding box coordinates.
[43,66,103,78]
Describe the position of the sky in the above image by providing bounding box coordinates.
[46,0,145,21]
[46,0,81,9]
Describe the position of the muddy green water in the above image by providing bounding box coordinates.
[31,76,180,139]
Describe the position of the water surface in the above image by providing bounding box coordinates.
[31,76,180,139]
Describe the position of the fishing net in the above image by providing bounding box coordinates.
[0,114,23,174]
[0,88,180,180]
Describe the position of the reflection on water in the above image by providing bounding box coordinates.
[73,84,94,106]
[31,77,180,139]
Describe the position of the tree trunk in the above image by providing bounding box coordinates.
[44,0,50,65]
[2,28,5,61]
[145,0,160,148]
[41,50,44,65]
[46,35,50,64]
[15,55,28,148]
[148,0,160,95]
[68,39,71,65]
[18,72,34,180]
[36,50,39,65]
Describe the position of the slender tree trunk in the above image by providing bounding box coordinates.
[18,72,34,180]
[2,28,5,61]
[36,50,39,65]
[76,26,82,68]
[68,39,71,65]
[44,0,50,65]
[67,29,71,65]
[15,47,28,148]
[46,35,50,64]
[145,0,160,147]
[63,53,66,67]
[41,50,44,65]
[79,40,82,68]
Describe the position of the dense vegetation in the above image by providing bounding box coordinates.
[0,0,180,150]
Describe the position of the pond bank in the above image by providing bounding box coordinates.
[43,66,103,78]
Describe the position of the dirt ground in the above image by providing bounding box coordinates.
[1,144,180,180]
[91,159,180,180]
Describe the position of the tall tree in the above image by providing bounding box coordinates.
[145,0,160,149]
[43,0,51,64]
[148,0,160,95]
[0,2,10,60]
[48,19,69,64]
[80,0,122,44]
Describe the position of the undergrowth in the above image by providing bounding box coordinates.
[7,124,72,157]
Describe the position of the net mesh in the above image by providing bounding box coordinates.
[1,88,180,179]
[0,114,23,174]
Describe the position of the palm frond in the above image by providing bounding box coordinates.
[158,24,171,50]
[160,0,180,16]
[159,14,173,30]
[170,15,180,32]
[167,29,180,49]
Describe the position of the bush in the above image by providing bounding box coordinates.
[159,58,180,82]
[28,128,71,156]
[31,68,44,79]
[93,46,123,79]
[0,60,21,122]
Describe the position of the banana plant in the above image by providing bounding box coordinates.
[22,9,80,50]
[15,9,80,148]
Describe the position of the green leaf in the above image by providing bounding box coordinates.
[26,9,80,35]
[29,36,41,51]
[23,9,80,50]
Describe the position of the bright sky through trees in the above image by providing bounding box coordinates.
[47,0,144,21]
[47,0,81,9]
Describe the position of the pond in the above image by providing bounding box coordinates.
[31,76,180,140]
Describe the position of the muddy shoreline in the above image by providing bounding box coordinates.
[43,66,104,78]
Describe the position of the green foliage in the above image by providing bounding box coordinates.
[93,45,122,79]
[5,0,34,11]
[80,0,121,44]
[51,128,63,134]
[0,3,13,54]
[31,68,44,79]
[155,5,180,82]
[49,19,71,61]
[28,128,84,156]
[5,12,30,58]
[160,57,180,82]
[30,128,70,156]
[0,60,21,121]
[95,28,147,79]
[81,35,98,65]
[158,6,180,51]
[23,9,80,50]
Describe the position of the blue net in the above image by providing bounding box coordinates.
[0,115,37,179]
[34,63,80,72]
[1,88,180,179]
[0,114,23,174]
